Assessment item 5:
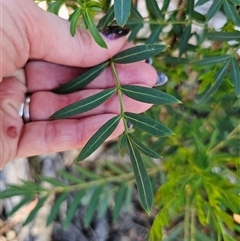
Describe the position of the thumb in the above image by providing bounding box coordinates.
[25,1,129,67]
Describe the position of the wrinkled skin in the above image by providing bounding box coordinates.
[0,0,157,168]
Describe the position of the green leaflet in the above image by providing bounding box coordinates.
[83,11,107,49]
[223,1,240,26]
[229,0,240,5]
[124,112,173,137]
[128,24,143,41]
[114,0,131,26]
[84,185,104,227]
[77,115,121,161]
[205,32,240,41]
[121,85,181,105]
[8,195,33,216]
[58,170,84,184]
[179,25,192,57]
[131,3,144,21]
[113,183,127,222]
[112,44,166,63]
[38,175,67,187]
[146,25,163,44]
[206,0,223,21]
[64,189,86,227]
[231,57,240,97]
[97,5,114,28]
[0,185,36,198]
[54,62,109,94]
[164,57,189,65]
[194,55,231,66]
[187,0,194,17]
[69,8,82,36]
[146,0,163,21]
[128,133,161,158]
[195,0,211,7]
[46,192,68,226]
[50,88,116,119]
[198,58,231,104]
[127,138,153,213]
[23,195,49,226]
[47,1,64,15]
[74,166,101,180]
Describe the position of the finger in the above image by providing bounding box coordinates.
[25,61,157,92]
[16,115,124,159]
[29,89,152,121]
[23,0,129,67]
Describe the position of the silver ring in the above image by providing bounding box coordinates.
[21,96,31,123]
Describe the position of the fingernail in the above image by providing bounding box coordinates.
[127,121,133,130]
[99,25,130,40]
[155,72,168,86]
[145,57,153,65]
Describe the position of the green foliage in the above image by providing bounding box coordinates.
[2,0,239,240]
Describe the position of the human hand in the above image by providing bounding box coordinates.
[0,0,157,168]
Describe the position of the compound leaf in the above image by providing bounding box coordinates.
[112,44,166,63]
[50,88,116,119]
[54,62,109,94]
[124,112,174,137]
[77,115,121,161]
[121,85,181,105]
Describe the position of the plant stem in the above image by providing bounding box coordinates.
[190,207,196,241]
[184,185,191,241]
[109,61,129,132]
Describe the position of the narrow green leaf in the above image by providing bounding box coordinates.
[162,0,171,12]
[83,11,107,49]
[146,26,163,44]
[125,112,173,137]
[84,185,103,227]
[97,5,114,28]
[112,44,166,64]
[8,195,33,216]
[38,175,66,187]
[58,170,84,184]
[205,32,240,41]
[104,161,125,175]
[128,24,143,41]
[131,3,144,21]
[128,133,161,158]
[231,57,240,97]
[1,188,35,199]
[77,115,121,161]
[50,88,116,119]
[119,133,127,151]
[192,11,206,22]
[98,195,110,218]
[179,25,192,57]
[64,189,86,227]
[74,166,101,180]
[195,0,211,7]
[223,1,240,26]
[194,55,231,66]
[54,62,109,94]
[146,0,163,21]
[113,183,127,222]
[229,0,240,5]
[206,0,223,21]
[23,195,48,226]
[127,138,153,213]
[46,192,68,226]
[121,85,181,105]
[198,59,231,103]
[47,1,64,15]
[69,8,82,36]
[114,0,131,26]
[187,0,194,16]
[164,56,189,65]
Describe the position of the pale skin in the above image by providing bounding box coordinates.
[0,0,157,168]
